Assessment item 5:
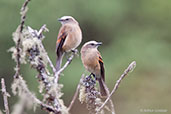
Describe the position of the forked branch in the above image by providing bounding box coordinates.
[54,50,78,83]
[97,61,136,112]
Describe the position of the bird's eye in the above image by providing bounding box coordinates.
[66,19,69,21]
[91,43,95,46]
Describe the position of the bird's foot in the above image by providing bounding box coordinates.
[90,73,96,84]
[71,49,79,57]
[91,73,96,79]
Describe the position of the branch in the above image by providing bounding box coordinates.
[97,61,136,112]
[37,25,49,38]
[46,53,56,73]
[68,74,85,111]
[27,25,54,91]
[28,25,56,74]
[26,24,65,113]
[54,50,77,83]
[38,26,56,73]
[102,81,115,114]
[12,75,60,114]
[37,98,60,114]
[1,78,10,114]
[14,0,31,78]
[10,0,68,114]
[40,103,59,114]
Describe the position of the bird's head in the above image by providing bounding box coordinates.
[58,16,78,25]
[83,41,102,49]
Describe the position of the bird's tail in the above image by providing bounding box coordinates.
[56,52,64,72]
[98,78,107,97]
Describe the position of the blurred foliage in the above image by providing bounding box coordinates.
[0,0,171,114]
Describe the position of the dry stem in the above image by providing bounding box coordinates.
[54,51,77,83]
[68,74,85,111]
[1,78,10,114]
[102,81,115,114]
[97,61,136,112]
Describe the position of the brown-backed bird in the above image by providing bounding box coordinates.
[56,16,82,71]
[81,41,107,97]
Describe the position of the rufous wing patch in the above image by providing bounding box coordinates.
[98,53,105,81]
[56,26,68,56]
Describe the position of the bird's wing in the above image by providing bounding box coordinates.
[56,26,68,56]
[98,52,105,81]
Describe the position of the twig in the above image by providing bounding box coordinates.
[47,55,56,73]
[1,78,10,114]
[36,98,60,114]
[54,51,76,83]
[39,40,56,73]
[97,61,136,112]
[20,0,30,33]
[68,74,85,111]
[37,25,56,73]
[108,94,115,114]
[40,103,59,114]
[109,99,115,114]
[37,24,48,37]
[14,0,31,78]
[102,81,115,114]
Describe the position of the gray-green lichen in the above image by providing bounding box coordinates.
[11,76,38,114]
[10,25,69,114]
[79,75,104,114]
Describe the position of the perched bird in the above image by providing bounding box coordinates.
[81,41,107,97]
[56,16,82,71]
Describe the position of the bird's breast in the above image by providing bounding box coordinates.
[81,50,100,74]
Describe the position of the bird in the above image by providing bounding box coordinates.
[56,16,82,71]
[81,41,107,97]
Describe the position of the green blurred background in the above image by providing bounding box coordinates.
[0,0,171,114]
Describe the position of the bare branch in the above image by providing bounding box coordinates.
[97,61,136,112]
[68,74,85,111]
[19,0,30,33]
[39,33,56,73]
[102,81,115,114]
[46,53,56,73]
[37,24,49,37]
[1,78,10,114]
[54,50,77,83]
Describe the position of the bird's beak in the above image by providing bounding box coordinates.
[96,42,102,46]
[58,18,63,22]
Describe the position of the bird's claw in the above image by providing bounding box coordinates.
[71,49,79,57]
